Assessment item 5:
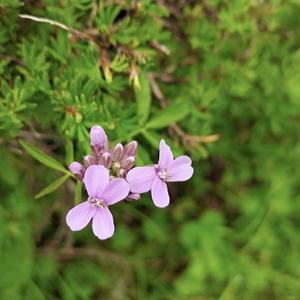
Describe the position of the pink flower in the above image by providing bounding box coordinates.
[66,165,129,240]
[127,140,193,208]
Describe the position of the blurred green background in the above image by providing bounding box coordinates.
[1,0,300,299]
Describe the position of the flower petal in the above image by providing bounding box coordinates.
[92,207,115,240]
[126,166,156,193]
[158,139,173,168]
[167,164,194,182]
[103,178,130,205]
[83,165,109,198]
[66,201,95,231]
[169,155,192,169]
[151,177,170,208]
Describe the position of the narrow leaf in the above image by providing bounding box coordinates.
[146,98,190,129]
[35,173,71,199]
[135,72,151,125]
[20,140,68,174]
[135,144,152,166]
[142,130,161,148]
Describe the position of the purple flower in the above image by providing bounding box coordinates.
[127,139,193,208]
[66,165,130,240]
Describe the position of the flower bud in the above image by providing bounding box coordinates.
[121,156,135,171]
[90,125,108,148]
[83,155,96,168]
[99,152,112,168]
[111,143,124,161]
[124,141,137,157]
[127,193,141,201]
[69,162,84,180]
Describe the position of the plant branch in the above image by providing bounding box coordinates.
[19,14,93,41]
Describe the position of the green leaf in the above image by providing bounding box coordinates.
[142,130,161,148]
[135,72,151,125]
[20,140,68,174]
[136,144,152,166]
[35,173,71,199]
[146,99,190,129]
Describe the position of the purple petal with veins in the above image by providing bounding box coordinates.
[158,139,173,168]
[66,201,96,231]
[83,165,109,198]
[126,166,156,193]
[92,207,115,240]
[151,177,170,208]
[66,164,129,240]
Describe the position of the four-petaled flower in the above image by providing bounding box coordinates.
[127,139,193,208]
[67,125,194,240]
[66,165,129,240]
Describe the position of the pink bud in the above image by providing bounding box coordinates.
[112,143,124,161]
[84,155,96,167]
[127,193,141,201]
[124,141,138,157]
[121,156,135,171]
[90,125,108,148]
[69,162,84,180]
[99,152,112,168]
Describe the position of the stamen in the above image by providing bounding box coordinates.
[88,197,106,208]
[158,168,168,181]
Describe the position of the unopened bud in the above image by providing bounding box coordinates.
[124,141,138,157]
[69,162,84,180]
[121,156,135,171]
[90,125,108,149]
[84,155,96,168]
[99,152,112,168]
[112,143,124,161]
[127,193,141,201]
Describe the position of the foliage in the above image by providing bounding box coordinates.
[1,0,300,299]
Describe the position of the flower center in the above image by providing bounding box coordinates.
[88,197,106,208]
[158,168,168,181]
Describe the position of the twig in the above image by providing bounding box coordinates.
[19,14,93,41]
[148,72,168,107]
[149,40,170,56]
[171,123,219,144]
[87,0,99,28]
[0,54,23,65]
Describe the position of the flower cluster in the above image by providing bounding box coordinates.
[66,125,193,240]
